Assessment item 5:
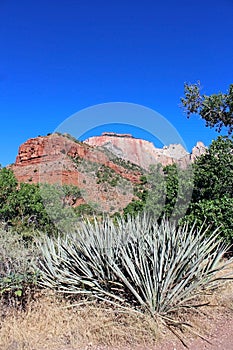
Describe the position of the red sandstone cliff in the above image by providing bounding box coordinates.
[10,133,207,213]
[10,134,142,212]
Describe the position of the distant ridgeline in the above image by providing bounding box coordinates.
[102,132,133,138]
[8,132,206,215]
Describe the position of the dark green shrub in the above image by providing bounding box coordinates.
[184,137,233,243]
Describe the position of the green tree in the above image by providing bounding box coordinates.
[123,164,166,218]
[123,199,145,218]
[12,183,53,233]
[184,197,233,242]
[143,164,166,217]
[181,82,233,135]
[0,168,18,222]
[192,136,233,201]
[184,137,233,242]
[163,164,194,220]
[123,164,194,221]
[39,183,78,232]
[0,169,81,235]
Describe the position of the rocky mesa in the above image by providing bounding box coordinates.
[10,133,143,213]
[84,132,207,169]
[10,132,206,213]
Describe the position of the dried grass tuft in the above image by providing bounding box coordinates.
[1,280,233,350]
[0,290,161,350]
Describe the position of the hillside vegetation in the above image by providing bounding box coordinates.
[0,84,232,349]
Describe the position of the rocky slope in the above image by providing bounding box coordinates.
[10,132,206,213]
[10,133,142,213]
[85,133,206,169]
[12,134,141,184]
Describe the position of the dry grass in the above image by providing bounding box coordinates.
[0,290,161,350]
[1,264,233,350]
[168,261,233,344]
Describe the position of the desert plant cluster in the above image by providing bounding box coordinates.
[37,215,231,319]
[0,84,232,349]
[0,214,232,348]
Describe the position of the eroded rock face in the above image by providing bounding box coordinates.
[10,134,142,212]
[10,133,207,213]
[13,135,84,185]
[15,135,88,167]
[84,133,207,169]
[11,133,207,186]
[190,141,207,161]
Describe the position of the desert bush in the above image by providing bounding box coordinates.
[37,215,232,327]
[36,216,128,301]
[0,229,39,308]
[184,136,233,243]
[123,164,194,223]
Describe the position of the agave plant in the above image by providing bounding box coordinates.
[109,220,230,316]
[37,214,232,323]
[37,216,129,302]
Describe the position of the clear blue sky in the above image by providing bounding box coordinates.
[1,0,233,166]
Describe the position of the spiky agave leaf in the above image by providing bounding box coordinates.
[36,216,127,302]
[36,214,232,322]
[107,219,232,317]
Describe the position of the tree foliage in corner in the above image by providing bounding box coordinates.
[181,82,233,135]
[192,136,233,202]
[184,136,233,242]
[181,83,233,242]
